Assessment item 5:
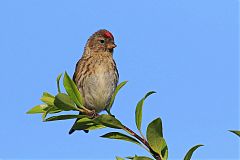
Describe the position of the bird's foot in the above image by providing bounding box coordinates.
[85,109,98,118]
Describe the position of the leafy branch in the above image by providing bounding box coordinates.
[27,72,206,160]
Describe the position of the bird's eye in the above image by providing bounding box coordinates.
[99,39,105,44]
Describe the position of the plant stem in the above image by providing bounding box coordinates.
[90,113,161,159]
[122,124,162,160]
[139,130,148,143]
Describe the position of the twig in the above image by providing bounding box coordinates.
[89,113,162,160]
[122,124,162,160]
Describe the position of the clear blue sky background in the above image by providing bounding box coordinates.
[0,0,239,160]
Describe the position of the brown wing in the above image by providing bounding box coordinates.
[72,61,78,83]
[72,55,92,99]
[113,59,119,82]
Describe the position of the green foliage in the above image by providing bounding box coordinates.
[63,72,84,107]
[45,115,87,122]
[27,72,238,160]
[124,155,155,160]
[135,91,156,131]
[159,138,168,160]
[56,73,62,93]
[27,104,48,114]
[40,92,55,106]
[94,114,124,129]
[107,81,128,111]
[101,132,141,145]
[146,118,168,159]
[126,156,135,159]
[183,144,203,160]
[133,156,154,160]
[73,117,105,131]
[54,93,77,111]
[229,130,240,137]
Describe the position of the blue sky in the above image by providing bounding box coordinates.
[0,0,239,160]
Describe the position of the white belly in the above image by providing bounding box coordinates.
[83,70,116,113]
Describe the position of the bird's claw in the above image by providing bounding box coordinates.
[84,109,97,118]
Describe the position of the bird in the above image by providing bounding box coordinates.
[69,29,119,134]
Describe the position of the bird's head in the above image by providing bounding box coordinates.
[86,29,116,53]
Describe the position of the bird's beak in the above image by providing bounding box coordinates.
[107,43,117,49]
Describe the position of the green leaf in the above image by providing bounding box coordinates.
[116,157,125,160]
[229,130,240,137]
[160,138,168,160]
[146,118,163,155]
[42,107,50,120]
[63,72,83,106]
[163,150,168,160]
[43,92,54,98]
[40,92,55,106]
[42,111,48,120]
[40,97,54,106]
[73,117,105,131]
[54,93,77,111]
[84,124,105,130]
[26,104,48,114]
[57,73,62,93]
[42,105,62,113]
[40,93,55,120]
[41,105,63,121]
[126,156,134,159]
[107,81,128,110]
[101,132,141,145]
[45,115,87,122]
[184,144,203,160]
[94,114,124,129]
[133,156,153,160]
[135,91,156,131]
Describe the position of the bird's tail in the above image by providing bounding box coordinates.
[68,118,78,134]
[68,114,89,134]
[69,128,75,134]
